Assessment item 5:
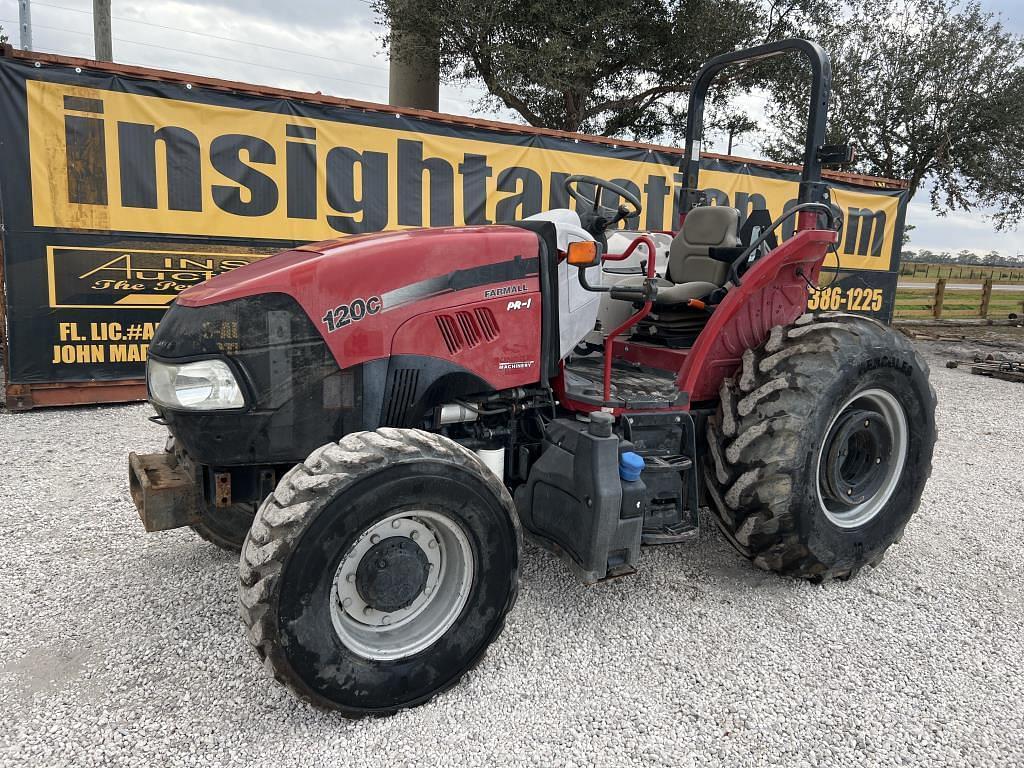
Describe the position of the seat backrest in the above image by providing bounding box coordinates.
[667,206,741,286]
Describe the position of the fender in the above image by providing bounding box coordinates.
[676,228,838,402]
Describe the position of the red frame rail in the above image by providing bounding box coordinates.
[599,235,658,403]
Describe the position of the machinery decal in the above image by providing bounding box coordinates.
[321,296,383,333]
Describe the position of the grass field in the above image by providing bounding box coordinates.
[900,261,1024,283]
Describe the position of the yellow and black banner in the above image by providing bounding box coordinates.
[0,51,907,395]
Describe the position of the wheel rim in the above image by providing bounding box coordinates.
[329,510,474,661]
[815,387,909,529]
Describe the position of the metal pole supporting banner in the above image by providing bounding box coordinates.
[19,0,32,51]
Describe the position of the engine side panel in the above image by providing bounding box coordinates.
[390,294,543,392]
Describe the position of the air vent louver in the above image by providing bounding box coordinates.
[435,309,499,354]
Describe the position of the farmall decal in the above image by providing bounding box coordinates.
[484,284,528,298]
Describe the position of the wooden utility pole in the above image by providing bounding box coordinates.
[93,0,112,62]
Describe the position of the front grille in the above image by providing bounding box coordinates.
[382,367,420,426]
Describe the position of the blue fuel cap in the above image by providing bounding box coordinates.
[619,451,645,482]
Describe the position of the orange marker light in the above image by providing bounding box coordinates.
[566,241,599,266]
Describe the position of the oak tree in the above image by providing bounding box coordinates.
[374,0,820,139]
[765,0,1024,229]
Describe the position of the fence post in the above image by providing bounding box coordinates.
[933,278,946,319]
[980,278,992,318]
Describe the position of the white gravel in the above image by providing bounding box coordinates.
[1,350,1023,767]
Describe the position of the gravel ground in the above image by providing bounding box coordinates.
[1,346,1023,767]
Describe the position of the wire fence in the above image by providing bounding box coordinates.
[900,261,1024,283]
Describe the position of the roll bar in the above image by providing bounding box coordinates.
[679,38,833,214]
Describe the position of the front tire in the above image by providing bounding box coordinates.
[239,429,520,715]
[705,313,937,581]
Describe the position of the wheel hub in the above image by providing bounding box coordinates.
[329,510,474,660]
[821,409,892,507]
[355,537,430,613]
[815,388,909,529]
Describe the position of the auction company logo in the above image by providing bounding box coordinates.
[46,246,265,309]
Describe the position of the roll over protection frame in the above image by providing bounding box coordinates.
[679,38,833,216]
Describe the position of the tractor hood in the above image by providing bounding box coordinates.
[168,224,543,372]
[147,224,550,466]
[177,226,539,310]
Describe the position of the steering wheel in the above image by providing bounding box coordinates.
[563,174,643,239]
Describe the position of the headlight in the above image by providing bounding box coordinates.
[148,358,245,410]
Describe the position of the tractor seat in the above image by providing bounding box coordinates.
[618,206,741,305]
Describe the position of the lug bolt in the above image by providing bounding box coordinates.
[864,420,870,427]
[346,573,355,583]
[363,606,373,616]
[381,615,392,625]
[428,538,438,549]
[391,519,401,529]
[424,586,433,596]
[847,488,853,495]
[342,597,352,608]
[370,534,380,544]
[410,530,419,540]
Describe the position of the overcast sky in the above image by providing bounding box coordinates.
[1,0,1021,256]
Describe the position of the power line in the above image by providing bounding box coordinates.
[0,17,390,93]
[13,5,481,97]
[30,0,391,72]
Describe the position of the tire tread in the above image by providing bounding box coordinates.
[704,313,937,581]
[239,428,521,714]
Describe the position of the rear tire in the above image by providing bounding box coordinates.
[705,313,937,581]
[239,428,520,715]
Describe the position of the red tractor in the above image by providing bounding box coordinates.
[128,40,936,715]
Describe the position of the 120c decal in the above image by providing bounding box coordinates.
[321,296,383,332]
